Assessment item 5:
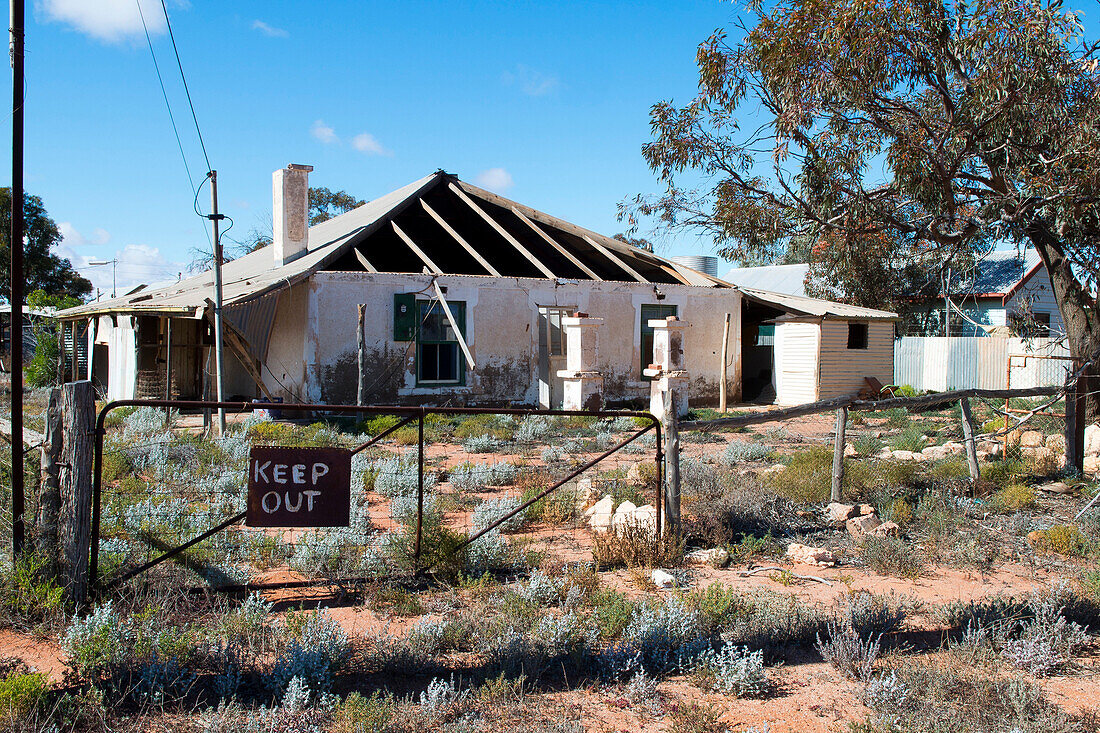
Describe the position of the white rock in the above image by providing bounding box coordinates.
[825,502,858,524]
[1086,424,1100,456]
[1020,431,1044,448]
[921,445,948,461]
[651,569,675,589]
[941,441,965,456]
[584,495,614,519]
[844,443,858,457]
[615,504,657,536]
[890,450,926,462]
[786,542,838,567]
[686,548,730,567]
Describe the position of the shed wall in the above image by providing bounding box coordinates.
[818,320,895,399]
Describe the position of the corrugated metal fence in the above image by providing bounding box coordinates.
[894,337,1072,391]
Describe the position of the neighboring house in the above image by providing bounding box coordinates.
[0,304,58,372]
[725,252,1062,338]
[909,250,1063,337]
[58,166,896,408]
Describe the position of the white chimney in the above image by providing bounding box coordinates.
[273,163,313,267]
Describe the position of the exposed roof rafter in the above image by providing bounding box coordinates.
[391,221,443,275]
[419,198,501,277]
[512,207,603,281]
[353,247,378,273]
[448,181,556,279]
[582,235,647,283]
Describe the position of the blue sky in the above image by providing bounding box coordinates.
[8,1,1099,296]
[7,0,733,294]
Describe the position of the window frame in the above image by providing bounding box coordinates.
[847,322,869,350]
[415,299,467,386]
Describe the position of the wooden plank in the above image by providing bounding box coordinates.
[511,207,602,281]
[353,247,378,273]
[433,280,476,370]
[421,199,500,277]
[448,182,556,278]
[582,234,647,283]
[657,262,693,285]
[391,221,443,275]
[680,385,1062,432]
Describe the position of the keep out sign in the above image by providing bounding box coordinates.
[246,446,352,527]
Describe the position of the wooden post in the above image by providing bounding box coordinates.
[831,405,847,502]
[33,388,62,573]
[1066,370,1086,473]
[70,322,77,383]
[719,313,731,412]
[663,387,681,535]
[357,304,367,406]
[959,397,980,488]
[58,381,94,603]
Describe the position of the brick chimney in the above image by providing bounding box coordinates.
[273,164,312,267]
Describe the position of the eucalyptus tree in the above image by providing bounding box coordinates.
[634,0,1100,396]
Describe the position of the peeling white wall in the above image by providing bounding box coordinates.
[297,272,742,407]
[94,315,137,401]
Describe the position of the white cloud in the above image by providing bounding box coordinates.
[58,222,110,247]
[54,225,184,295]
[251,19,288,38]
[38,0,170,43]
[502,64,559,97]
[474,167,514,192]
[351,132,391,156]
[310,119,338,144]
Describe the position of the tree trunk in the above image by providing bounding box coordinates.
[1026,221,1100,420]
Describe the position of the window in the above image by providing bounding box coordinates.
[754,324,775,347]
[542,306,572,357]
[416,300,466,385]
[1008,310,1051,337]
[847,322,869,349]
[640,303,678,376]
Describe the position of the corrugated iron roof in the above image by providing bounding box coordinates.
[736,286,899,321]
[722,263,810,297]
[954,250,1041,296]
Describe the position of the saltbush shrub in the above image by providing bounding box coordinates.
[695,643,769,697]
[61,601,132,680]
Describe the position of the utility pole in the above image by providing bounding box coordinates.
[9,0,25,560]
[208,171,226,435]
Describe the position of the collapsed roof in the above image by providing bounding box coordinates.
[59,171,727,320]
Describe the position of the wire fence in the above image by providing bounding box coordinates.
[90,404,661,591]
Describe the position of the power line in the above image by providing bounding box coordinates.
[158,0,212,173]
[136,0,212,248]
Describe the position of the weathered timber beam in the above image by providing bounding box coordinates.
[448,182,556,279]
[391,221,444,275]
[511,207,603,281]
[419,199,500,277]
[582,234,647,283]
[680,385,1062,432]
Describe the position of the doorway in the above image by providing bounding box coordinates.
[537,306,573,408]
[741,299,785,403]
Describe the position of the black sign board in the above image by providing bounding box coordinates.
[246,446,352,527]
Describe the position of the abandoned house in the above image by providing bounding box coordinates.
[57,165,897,409]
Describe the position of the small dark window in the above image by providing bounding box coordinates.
[640,303,678,377]
[847,322,869,349]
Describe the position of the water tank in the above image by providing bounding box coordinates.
[671,255,718,277]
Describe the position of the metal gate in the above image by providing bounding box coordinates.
[90,400,662,592]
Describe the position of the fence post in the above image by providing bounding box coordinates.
[33,388,62,574]
[719,313,730,413]
[1066,370,1085,474]
[959,397,980,488]
[662,387,681,536]
[58,380,94,604]
[414,409,424,568]
[356,304,367,406]
[831,405,847,502]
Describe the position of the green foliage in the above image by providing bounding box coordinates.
[989,483,1036,513]
[887,425,927,452]
[246,420,341,447]
[1028,525,1090,557]
[894,385,919,398]
[309,186,365,226]
[980,458,1027,489]
[0,553,64,628]
[592,525,684,570]
[860,536,924,578]
[929,456,970,481]
[334,690,395,733]
[726,532,780,563]
[0,191,92,298]
[0,671,47,725]
[591,587,635,639]
[370,585,425,617]
[767,446,832,502]
[24,289,83,388]
[454,414,515,442]
[854,433,883,456]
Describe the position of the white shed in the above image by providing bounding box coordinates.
[735,288,898,406]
